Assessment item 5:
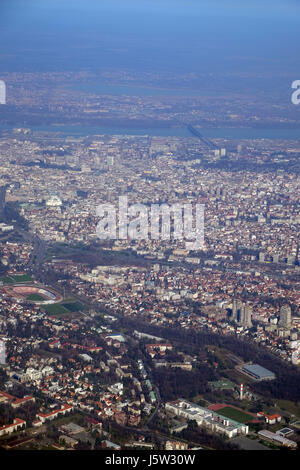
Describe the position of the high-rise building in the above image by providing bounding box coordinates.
[232,299,244,323]
[107,155,115,167]
[279,304,292,329]
[232,299,241,322]
[243,305,252,328]
[0,185,7,219]
[0,80,6,105]
[107,189,113,203]
[232,299,252,327]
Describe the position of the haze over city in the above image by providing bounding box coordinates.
[0,0,299,460]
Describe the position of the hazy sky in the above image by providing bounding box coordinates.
[0,0,299,78]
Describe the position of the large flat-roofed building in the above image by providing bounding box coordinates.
[165,399,248,439]
[258,430,297,448]
[242,364,275,381]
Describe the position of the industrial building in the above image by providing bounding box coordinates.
[241,364,275,381]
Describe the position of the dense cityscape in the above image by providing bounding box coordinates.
[0,0,300,461]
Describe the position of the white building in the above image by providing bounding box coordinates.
[42,366,54,376]
[25,367,42,381]
[165,399,248,439]
[258,430,297,448]
[46,194,62,207]
[0,418,26,437]
[36,404,72,424]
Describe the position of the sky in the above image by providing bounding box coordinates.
[0,0,299,82]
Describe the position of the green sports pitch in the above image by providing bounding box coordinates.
[43,301,84,315]
[0,274,33,284]
[11,274,33,282]
[26,293,46,302]
[216,406,254,423]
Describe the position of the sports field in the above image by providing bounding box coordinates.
[44,301,84,315]
[0,274,33,284]
[214,406,254,423]
[62,301,83,312]
[11,274,33,282]
[26,293,45,302]
[0,276,14,284]
[43,304,69,315]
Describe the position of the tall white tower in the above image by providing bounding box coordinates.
[240,383,244,400]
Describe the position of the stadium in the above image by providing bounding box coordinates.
[1,283,63,305]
